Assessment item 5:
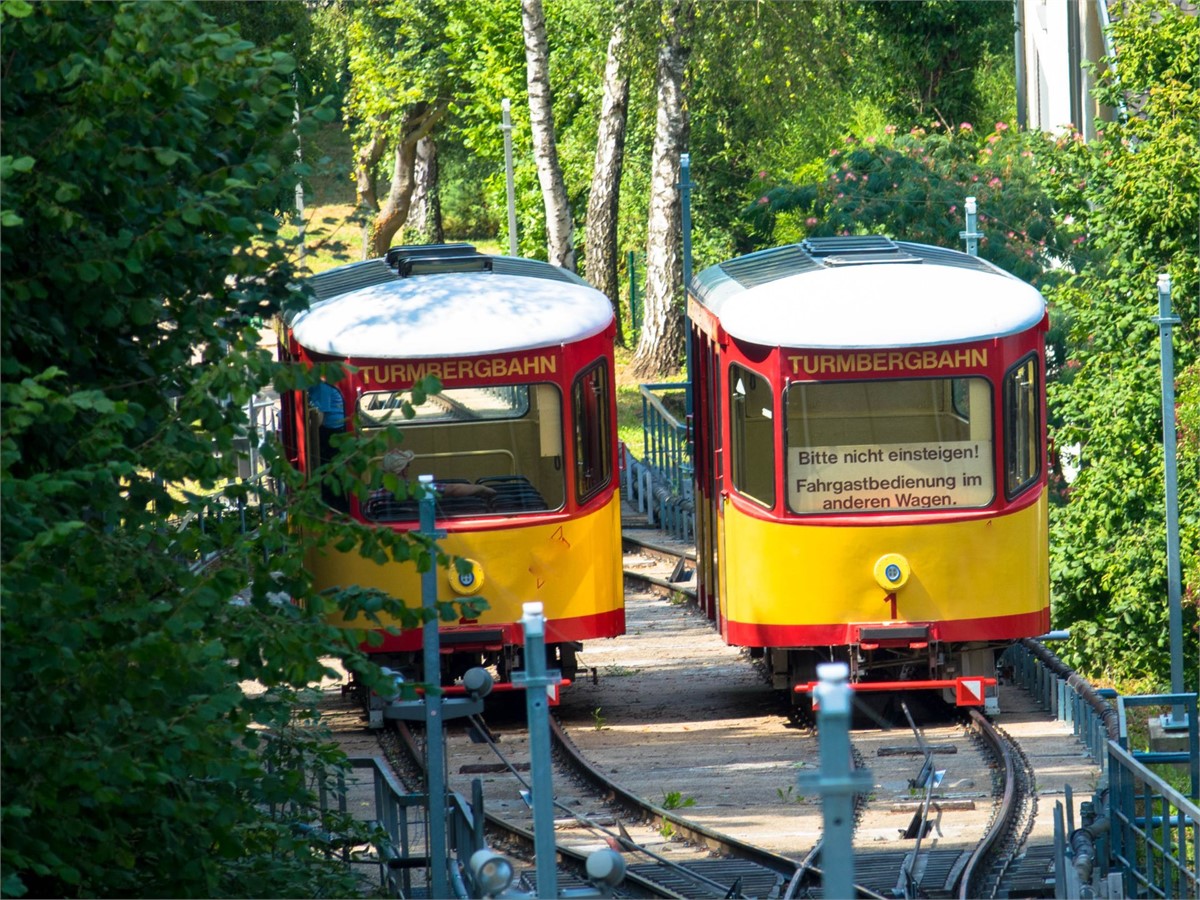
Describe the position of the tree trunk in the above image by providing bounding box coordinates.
[355,132,385,212]
[522,0,575,271]
[584,10,630,347]
[631,0,692,379]
[365,101,447,259]
[403,135,443,245]
[355,132,385,259]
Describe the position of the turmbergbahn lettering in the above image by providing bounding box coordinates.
[359,353,558,387]
[788,348,988,377]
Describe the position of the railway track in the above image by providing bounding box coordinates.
[622,533,698,599]
[314,538,1101,897]
[369,678,1049,897]
[394,706,802,898]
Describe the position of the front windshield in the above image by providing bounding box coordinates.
[357,383,565,520]
[784,377,994,514]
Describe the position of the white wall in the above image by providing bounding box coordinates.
[1018,0,1115,139]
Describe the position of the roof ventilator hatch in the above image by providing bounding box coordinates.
[802,235,923,267]
[385,243,493,277]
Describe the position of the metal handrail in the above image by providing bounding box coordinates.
[1107,741,1200,899]
[1003,642,1200,898]
[628,382,694,542]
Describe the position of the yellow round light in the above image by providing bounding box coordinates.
[873,553,911,591]
[449,559,485,595]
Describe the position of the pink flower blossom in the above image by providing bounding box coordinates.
[758,171,768,179]
[1073,236,1086,245]
[988,177,1002,188]
[959,122,973,131]
[757,196,769,205]
[995,122,1009,132]
[866,136,876,145]
[806,217,818,227]
[845,172,857,181]
[885,125,897,135]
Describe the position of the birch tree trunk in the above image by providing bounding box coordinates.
[584,9,630,346]
[404,135,443,245]
[522,0,575,271]
[631,0,692,379]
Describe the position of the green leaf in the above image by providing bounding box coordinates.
[0,0,35,19]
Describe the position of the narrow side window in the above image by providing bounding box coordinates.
[729,363,776,508]
[572,360,612,503]
[1004,354,1041,498]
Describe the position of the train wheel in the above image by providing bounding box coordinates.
[788,650,821,714]
[556,643,579,682]
[497,646,521,685]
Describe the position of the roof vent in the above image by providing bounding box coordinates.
[397,254,493,277]
[802,235,923,267]
[802,235,899,256]
[720,244,821,287]
[385,242,481,272]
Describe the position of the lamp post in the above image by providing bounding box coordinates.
[1154,275,1187,729]
[502,99,518,257]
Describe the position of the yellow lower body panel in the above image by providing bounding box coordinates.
[719,496,1049,646]
[309,492,624,649]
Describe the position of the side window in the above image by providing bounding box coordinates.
[573,360,612,503]
[1004,354,1041,497]
[729,364,775,507]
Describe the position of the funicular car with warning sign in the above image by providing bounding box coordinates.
[687,236,1051,713]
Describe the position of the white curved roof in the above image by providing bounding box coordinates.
[694,241,1046,349]
[291,268,614,359]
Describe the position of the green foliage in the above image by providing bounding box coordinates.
[776,785,804,804]
[660,790,695,810]
[745,122,1069,287]
[1040,0,1199,685]
[0,4,461,896]
[1177,364,1200,611]
[849,0,1015,127]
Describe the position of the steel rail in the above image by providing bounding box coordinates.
[956,709,1018,899]
[622,538,698,599]
[551,717,804,882]
[621,533,697,561]
[390,719,687,898]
